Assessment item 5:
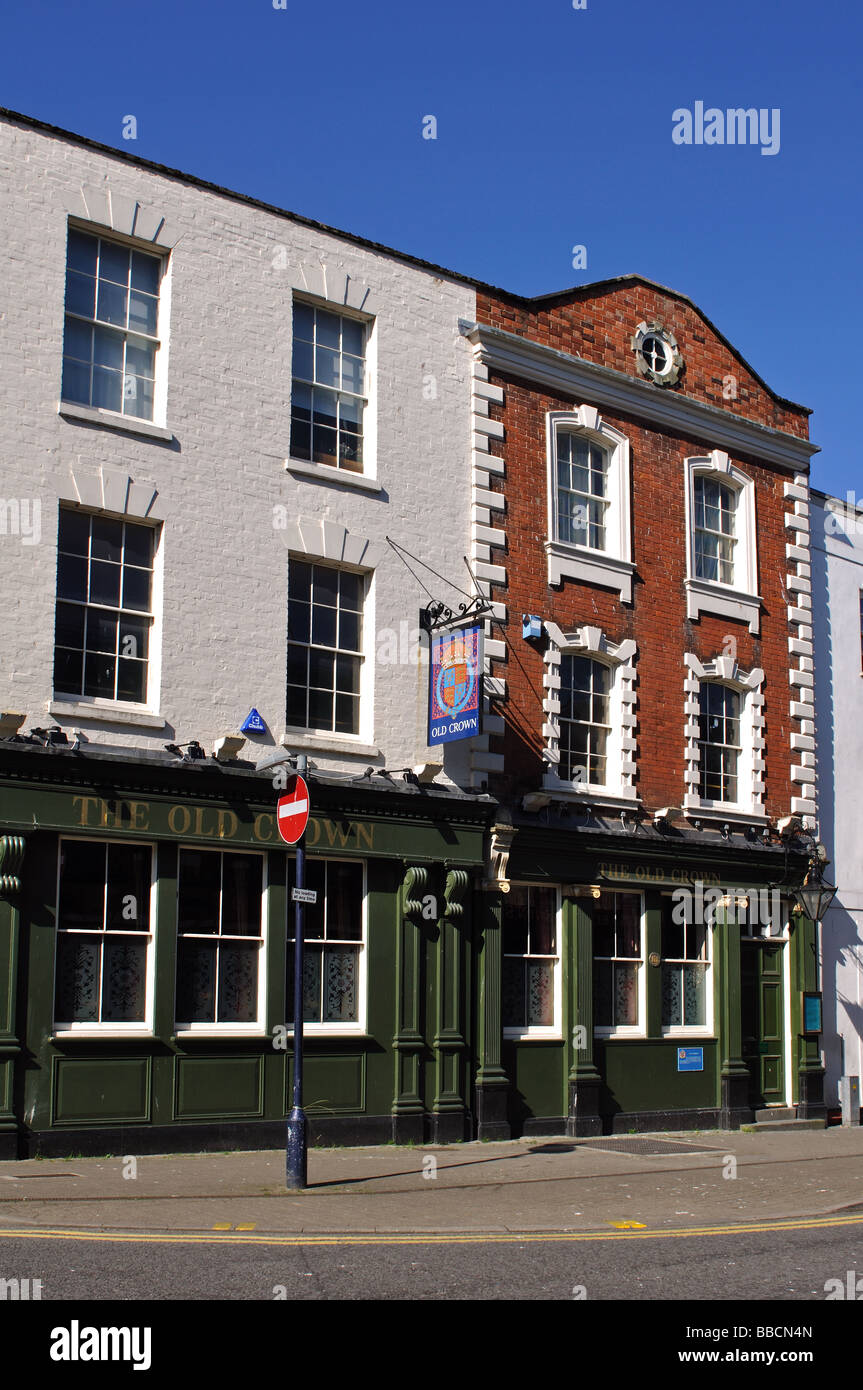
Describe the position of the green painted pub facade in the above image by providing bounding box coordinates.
[0,743,822,1158]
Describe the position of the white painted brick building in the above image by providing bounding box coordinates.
[811,489,863,1104]
[0,108,481,784]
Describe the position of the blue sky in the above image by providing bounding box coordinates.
[3,0,859,496]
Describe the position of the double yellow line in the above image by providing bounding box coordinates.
[0,1210,861,1248]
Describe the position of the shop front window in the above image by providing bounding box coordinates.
[593,891,642,1031]
[55,838,152,1027]
[661,896,709,1029]
[502,885,559,1033]
[287,857,365,1027]
[176,850,264,1027]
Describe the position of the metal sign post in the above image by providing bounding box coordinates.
[279,757,311,1190]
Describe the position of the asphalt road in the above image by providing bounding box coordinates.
[2,1216,863,1301]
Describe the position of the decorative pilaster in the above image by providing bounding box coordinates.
[784,473,817,829]
[392,865,428,1143]
[474,819,516,1139]
[0,835,25,1158]
[565,892,602,1136]
[717,909,751,1127]
[794,908,826,1121]
[430,869,471,1143]
[467,352,507,789]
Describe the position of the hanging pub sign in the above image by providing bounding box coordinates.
[428,624,482,745]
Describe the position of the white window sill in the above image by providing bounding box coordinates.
[58,400,174,443]
[595,1029,646,1040]
[281,728,380,758]
[173,1028,267,1039]
[53,1029,155,1040]
[661,1029,715,1039]
[540,779,640,811]
[285,457,383,494]
[49,698,166,730]
[682,802,769,827]
[684,577,762,635]
[282,1025,367,1037]
[503,1028,562,1041]
[545,539,635,602]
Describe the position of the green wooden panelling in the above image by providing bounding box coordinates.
[599,1040,719,1112]
[174,1055,263,1119]
[287,1053,366,1113]
[52,1056,151,1125]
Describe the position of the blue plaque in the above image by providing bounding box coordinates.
[677,1047,704,1072]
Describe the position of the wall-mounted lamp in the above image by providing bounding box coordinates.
[31,726,69,748]
[165,740,207,762]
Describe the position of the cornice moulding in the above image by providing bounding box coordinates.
[462,323,817,473]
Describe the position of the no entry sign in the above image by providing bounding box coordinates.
[277,775,310,845]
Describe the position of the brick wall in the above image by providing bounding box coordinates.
[475,283,812,817]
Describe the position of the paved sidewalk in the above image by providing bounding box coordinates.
[1,1127,862,1236]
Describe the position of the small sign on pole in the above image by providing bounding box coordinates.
[291,887,317,905]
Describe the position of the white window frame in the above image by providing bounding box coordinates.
[52,505,163,716]
[542,622,638,809]
[53,835,157,1037]
[659,893,714,1039]
[545,407,634,601]
[593,890,646,1039]
[683,654,767,824]
[61,220,171,431]
[502,883,563,1040]
[286,854,368,1036]
[288,295,376,483]
[174,847,268,1037]
[684,451,761,633]
[285,557,372,745]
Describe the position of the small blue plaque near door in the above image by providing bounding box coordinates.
[240,708,266,734]
[677,1047,703,1072]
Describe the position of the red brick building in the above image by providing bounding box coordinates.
[461,276,823,1138]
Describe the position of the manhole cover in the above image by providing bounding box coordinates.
[527,1143,577,1154]
[580,1137,720,1156]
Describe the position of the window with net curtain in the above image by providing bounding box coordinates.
[286,857,364,1025]
[502,886,558,1029]
[661,896,709,1027]
[593,891,642,1028]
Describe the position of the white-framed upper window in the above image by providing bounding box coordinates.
[683,655,767,822]
[558,654,611,786]
[286,558,366,737]
[543,623,638,806]
[175,849,266,1033]
[61,226,166,424]
[290,300,369,474]
[53,506,159,707]
[502,884,561,1037]
[593,890,645,1036]
[684,451,760,633]
[661,895,712,1034]
[698,681,741,802]
[545,407,634,601]
[54,837,155,1033]
[286,856,366,1032]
